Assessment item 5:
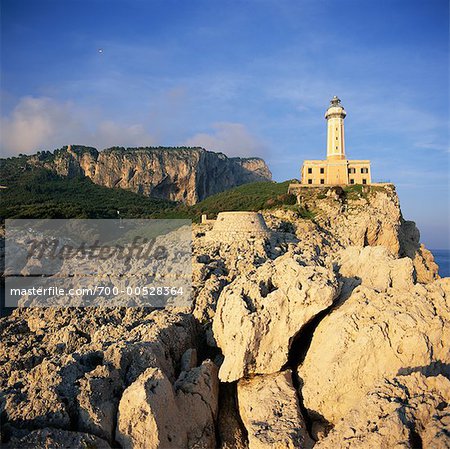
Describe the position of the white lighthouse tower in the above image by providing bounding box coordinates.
[325,95,346,161]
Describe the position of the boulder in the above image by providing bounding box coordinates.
[298,278,450,425]
[175,359,220,448]
[335,246,415,292]
[237,370,313,449]
[115,367,182,449]
[213,253,339,381]
[315,372,450,449]
[116,360,219,449]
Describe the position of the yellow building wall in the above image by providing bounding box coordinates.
[326,161,348,184]
[301,160,371,186]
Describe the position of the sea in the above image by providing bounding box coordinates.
[432,249,450,278]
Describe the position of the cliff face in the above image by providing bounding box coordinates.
[289,184,440,283]
[32,146,272,205]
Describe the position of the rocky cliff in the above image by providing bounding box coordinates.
[28,145,272,205]
[1,185,448,449]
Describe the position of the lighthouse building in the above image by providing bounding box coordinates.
[300,96,371,186]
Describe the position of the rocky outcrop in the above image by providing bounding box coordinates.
[174,359,219,447]
[292,184,439,282]
[0,308,198,444]
[335,246,415,293]
[212,253,339,382]
[298,278,450,426]
[116,360,219,449]
[399,220,440,283]
[315,372,450,449]
[30,145,272,205]
[1,183,447,448]
[237,370,313,449]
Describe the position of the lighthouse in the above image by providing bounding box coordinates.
[297,96,372,186]
[325,96,346,161]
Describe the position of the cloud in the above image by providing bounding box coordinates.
[0,96,156,156]
[89,121,157,150]
[413,141,450,153]
[184,122,268,158]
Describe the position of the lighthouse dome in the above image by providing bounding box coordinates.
[325,95,346,119]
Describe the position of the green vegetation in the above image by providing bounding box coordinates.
[0,159,177,219]
[186,180,316,221]
[0,159,311,221]
[189,181,294,218]
[342,184,389,201]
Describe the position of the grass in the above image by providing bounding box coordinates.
[188,181,296,220]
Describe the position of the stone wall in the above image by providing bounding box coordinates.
[208,212,271,241]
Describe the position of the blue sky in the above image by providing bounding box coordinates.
[1,0,449,248]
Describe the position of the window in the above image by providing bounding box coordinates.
[308,179,313,185]
[336,146,338,149]
[350,179,355,184]
[348,168,355,174]
[362,179,367,185]
[361,167,368,174]
[307,167,312,174]
[320,168,324,174]
[320,179,325,184]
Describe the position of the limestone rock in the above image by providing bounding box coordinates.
[298,278,450,425]
[77,364,124,442]
[115,367,183,449]
[180,348,198,372]
[3,428,112,449]
[315,372,450,449]
[213,253,339,381]
[32,145,272,205]
[175,359,220,448]
[310,185,403,254]
[116,360,219,449]
[192,231,274,324]
[237,370,313,449]
[288,185,439,283]
[1,359,72,433]
[0,308,198,444]
[336,246,414,292]
[399,220,440,283]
